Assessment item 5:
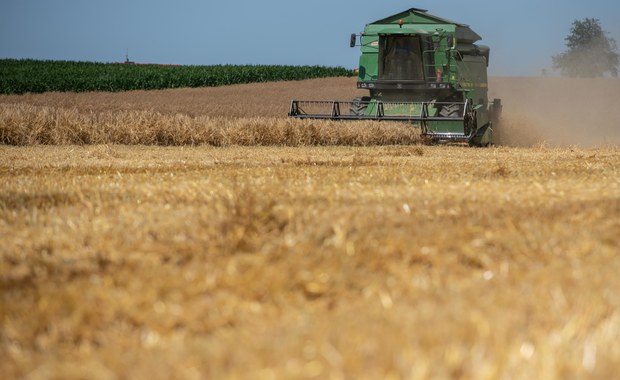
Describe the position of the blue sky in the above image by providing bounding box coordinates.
[1,0,619,76]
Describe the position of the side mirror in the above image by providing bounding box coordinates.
[350,33,357,48]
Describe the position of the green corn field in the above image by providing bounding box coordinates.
[0,59,355,94]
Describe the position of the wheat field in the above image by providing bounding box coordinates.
[1,77,620,379]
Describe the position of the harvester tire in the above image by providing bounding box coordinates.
[438,103,461,118]
[350,96,371,116]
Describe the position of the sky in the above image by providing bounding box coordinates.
[1,0,619,76]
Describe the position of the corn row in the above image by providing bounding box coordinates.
[0,59,355,94]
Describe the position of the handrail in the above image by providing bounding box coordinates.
[289,99,474,142]
[289,100,468,121]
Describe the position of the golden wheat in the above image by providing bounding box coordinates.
[1,145,619,379]
[0,103,422,146]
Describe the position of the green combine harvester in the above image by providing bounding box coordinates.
[288,7,502,146]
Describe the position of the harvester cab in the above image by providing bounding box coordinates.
[288,7,502,146]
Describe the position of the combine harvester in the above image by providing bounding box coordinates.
[289,7,502,146]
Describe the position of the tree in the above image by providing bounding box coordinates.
[553,18,619,78]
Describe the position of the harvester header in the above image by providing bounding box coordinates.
[289,7,502,146]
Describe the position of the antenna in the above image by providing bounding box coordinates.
[125,48,129,64]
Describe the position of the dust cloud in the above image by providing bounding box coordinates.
[489,77,620,147]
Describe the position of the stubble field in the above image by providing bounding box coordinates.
[1,77,620,379]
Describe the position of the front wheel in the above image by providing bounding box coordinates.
[349,96,371,116]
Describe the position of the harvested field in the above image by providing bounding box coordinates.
[0,77,364,119]
[1,77,620,379]
[2,145,620,379]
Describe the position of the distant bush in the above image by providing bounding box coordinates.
[0,59,355,94]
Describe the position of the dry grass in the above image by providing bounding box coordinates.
[1,145,620,379]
